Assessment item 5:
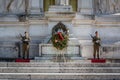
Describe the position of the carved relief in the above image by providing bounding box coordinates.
[0,0,29,14]
[95,0,120,14]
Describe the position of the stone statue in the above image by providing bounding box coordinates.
[99,0,107,14]
[55,0,60,5]
[114,0,119,12]
[95,0,120,14]
[0,0,29,14]
[109,0,116,13]
[95,0,102,14]
[55,0,69,5]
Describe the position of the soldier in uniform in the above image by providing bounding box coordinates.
[91,31,101,59]
[20,32,30,59]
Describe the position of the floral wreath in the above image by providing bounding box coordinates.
[51,22,69,50]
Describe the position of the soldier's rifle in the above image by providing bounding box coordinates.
[90,34,94,39]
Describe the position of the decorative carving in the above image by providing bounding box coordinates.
[0,0,29,14]
[95,0,120,14]
[55,0,69,5]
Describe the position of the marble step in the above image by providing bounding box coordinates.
[34,54,86,61]
[1,79,119,80]
[0,79,119,80]
[0,67,120,73]
[0,73,119,80]
[30,59,90,63]
[1,62,120,67]
[34,56,84,60]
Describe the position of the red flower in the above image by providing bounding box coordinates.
[57,32,64,41]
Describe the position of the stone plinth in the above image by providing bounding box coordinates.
[39,44,80,56]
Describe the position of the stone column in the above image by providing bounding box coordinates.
[80,0,94,15]
[30,0,43,14]
[77,0,82,12]
[39,0,43,12]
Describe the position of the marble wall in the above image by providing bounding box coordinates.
[0,22,48,58]
[72,23,120,58]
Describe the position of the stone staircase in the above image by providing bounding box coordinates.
[0,62,119,80]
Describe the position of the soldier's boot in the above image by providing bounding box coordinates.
[23,57,25,59]
[27,54,29,59]
[97,53,99,59]
[93,53,96,59]
[23,52,25,59]
[27,51,29,59]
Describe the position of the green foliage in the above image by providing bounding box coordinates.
[51,33,68,50]
[51,22,69,50]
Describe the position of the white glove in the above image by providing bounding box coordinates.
[96,40,100,43]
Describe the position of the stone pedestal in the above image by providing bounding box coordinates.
[39,44,80,56]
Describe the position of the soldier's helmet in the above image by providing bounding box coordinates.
[95,31,98,34]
